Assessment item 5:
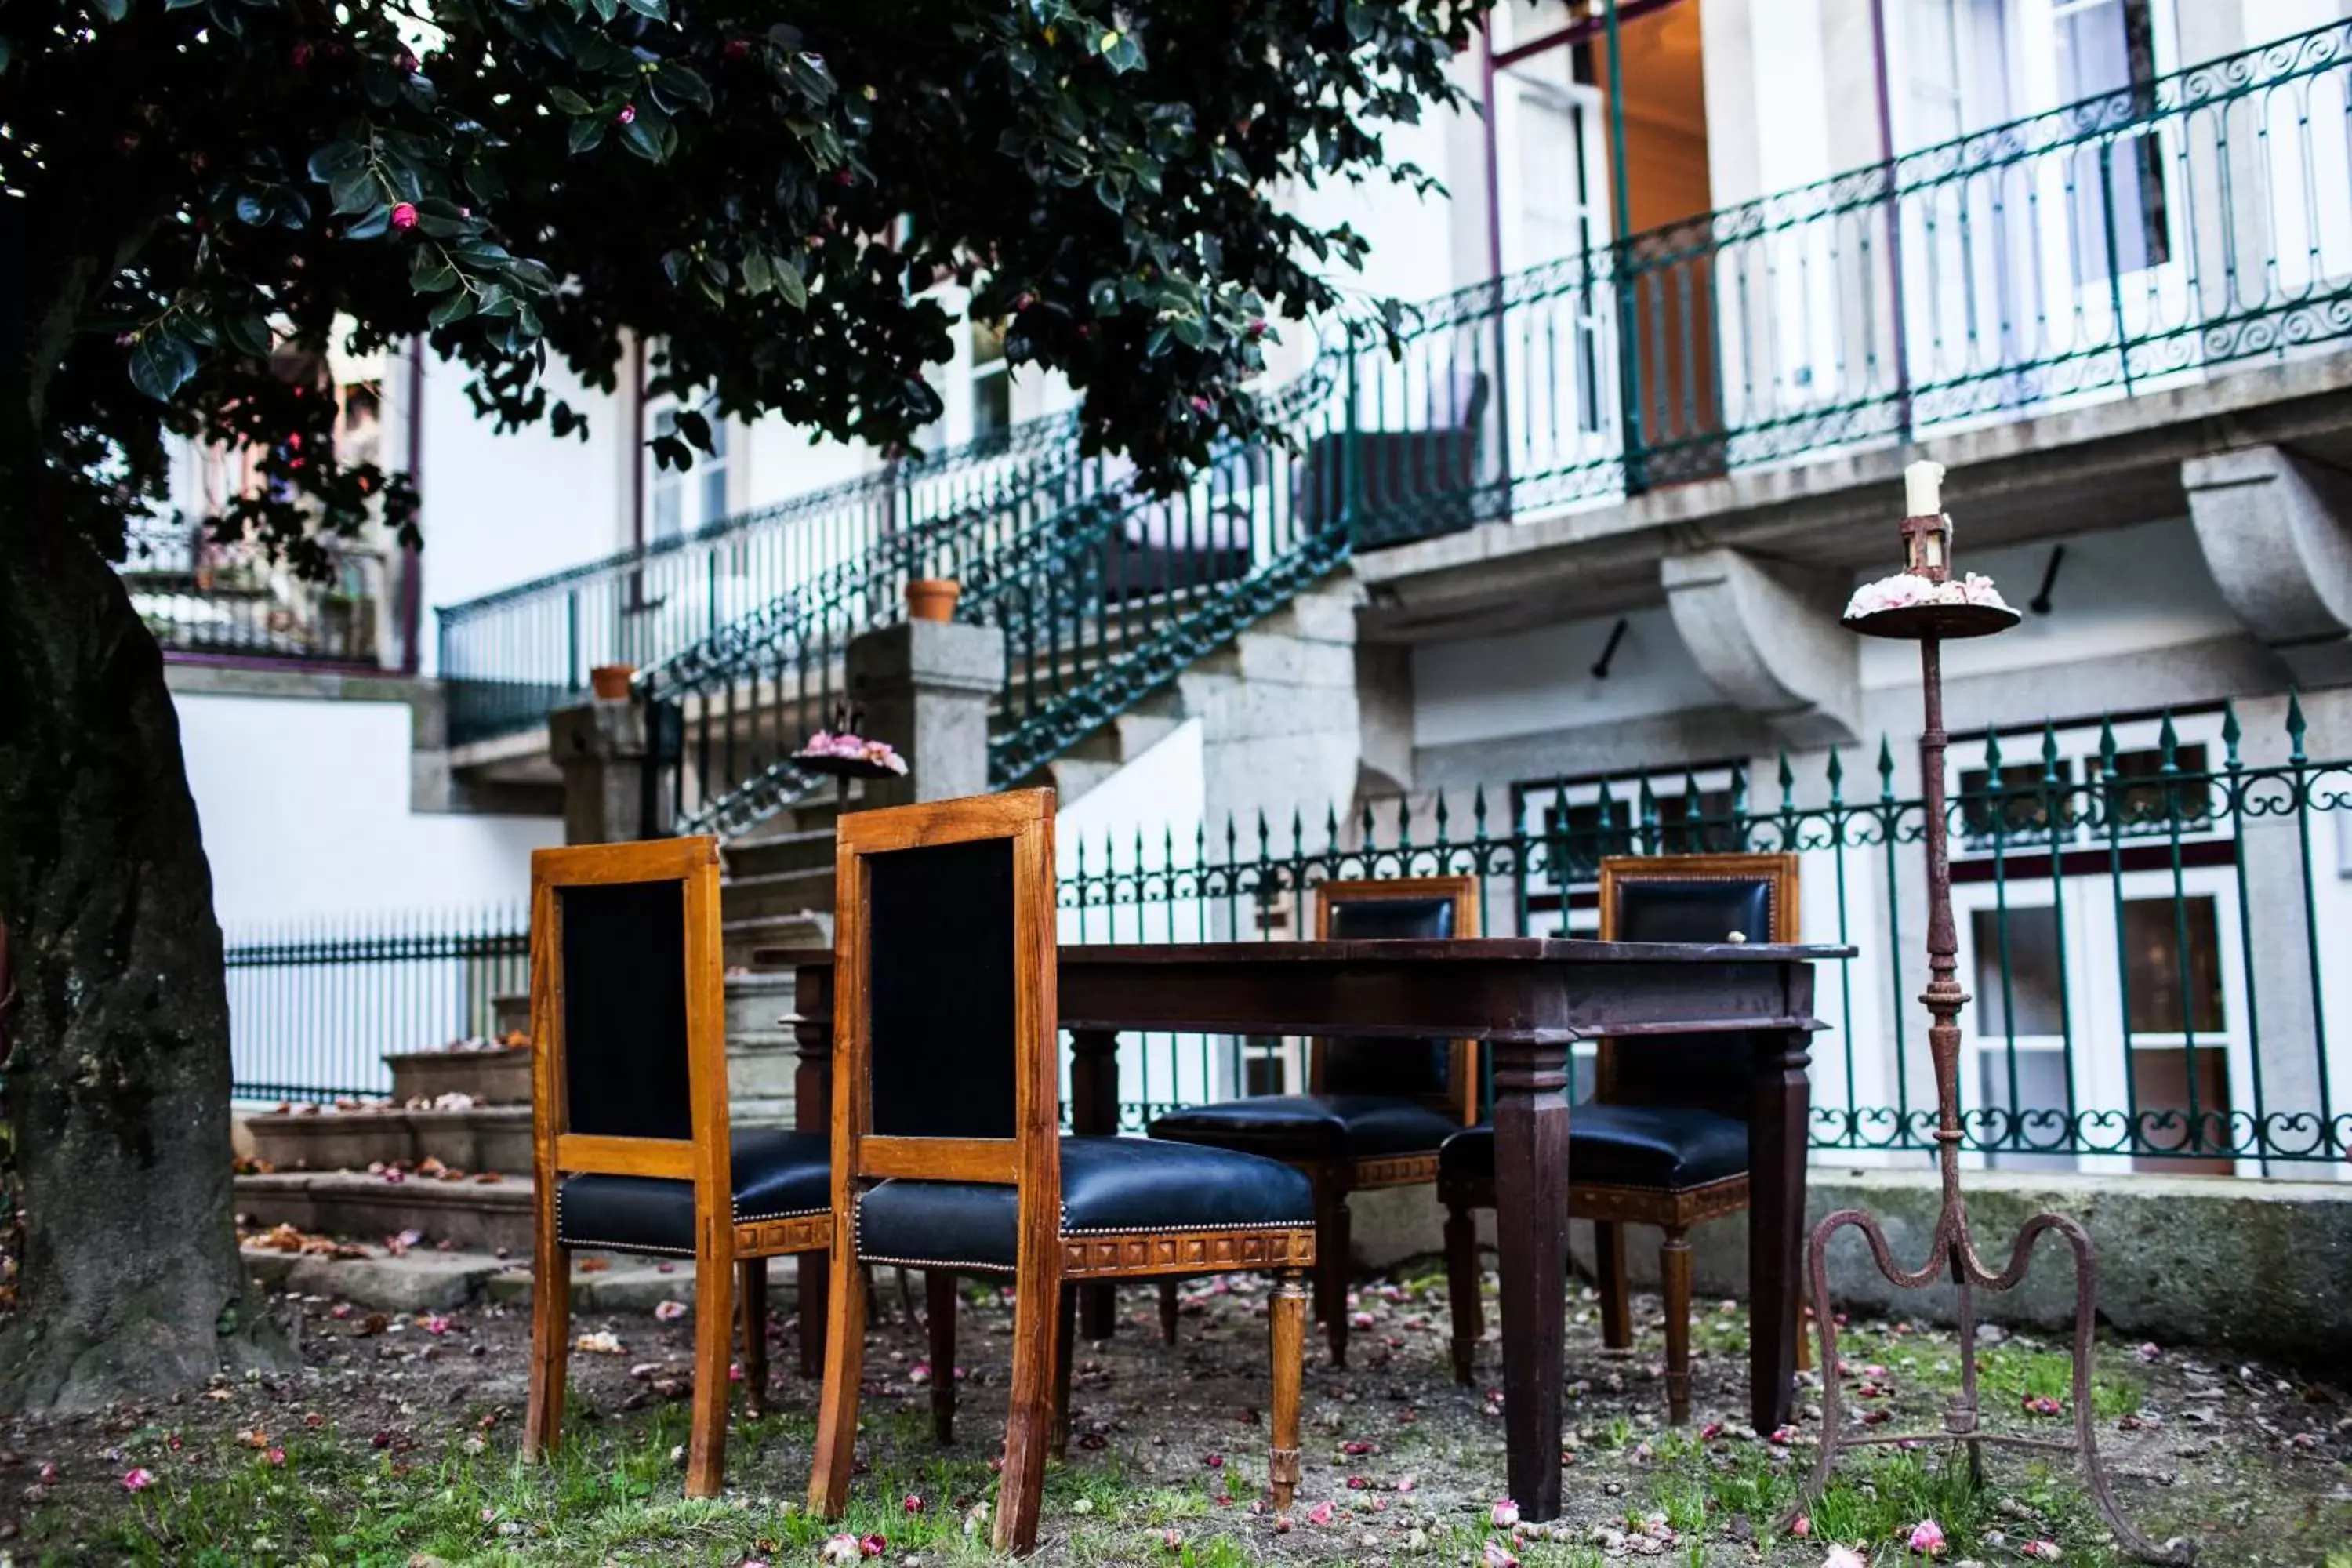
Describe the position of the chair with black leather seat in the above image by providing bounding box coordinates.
[1438,852,1799,1425]
[1147,875,1480,1366]
[522,836,833,1497]
[808,788,1316,1555]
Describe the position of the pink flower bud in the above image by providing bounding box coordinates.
[616,103,637,125]
[290,43,312,67]
[1908,1518,1947,1555]
[390,202,418,232]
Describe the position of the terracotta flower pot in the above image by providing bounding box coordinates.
[906,578,961,622]
[589,663,636,700]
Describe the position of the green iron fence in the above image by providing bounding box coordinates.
[224,909,528,1102]
[1058,701,2352,1174]
[452,20,2352,830]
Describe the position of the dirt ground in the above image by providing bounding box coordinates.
[3,1254,2347,1566]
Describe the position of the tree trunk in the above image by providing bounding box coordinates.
[0,500,285,1412]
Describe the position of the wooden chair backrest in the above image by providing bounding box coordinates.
[528,836,729,1205]
[1308,875,1483,1123]
[1595,852,1800,1120]
[830,789,1059,1250]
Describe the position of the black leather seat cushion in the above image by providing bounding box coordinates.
[857,1136,1313,1273]
[1439,1105,1749,1191]
[1148,1094,1458,1161]
[557,1128,831,1258]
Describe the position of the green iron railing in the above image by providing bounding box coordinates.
[474,21,2352,832]
[224,908,528,1102]
[435,406,1089,748]
[1058,701,2352,1174]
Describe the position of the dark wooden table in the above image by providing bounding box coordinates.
[760,936,1841,1522]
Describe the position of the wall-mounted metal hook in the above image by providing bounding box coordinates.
[1590,617,1629,680]
[2030,545,2067,615]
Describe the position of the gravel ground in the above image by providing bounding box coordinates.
[3,1253,2347,1566]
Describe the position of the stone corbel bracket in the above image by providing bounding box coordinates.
[2185,444,2352,689]
[1662,546,1861,749]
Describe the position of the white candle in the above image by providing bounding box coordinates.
[1904,459,1945,518]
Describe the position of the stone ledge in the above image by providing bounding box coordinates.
[1561,1167,2352,1367]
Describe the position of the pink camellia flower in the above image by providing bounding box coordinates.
[818,1536,859,1565]
[2020,1543,2063,1562]
[1490,1498,1519,1528]
[1188,394,1213,414]
[290,42,312,67]
[1790,1515,1811,1537]
[722,38,750,60]
[1908,1518,1947,1555]
[1305,1500,1334,1526]
[1201,1452,1222,1468]
[1481,1541,1519,1568]
[266,1447,287,1468]
[1821,1547,1868,1568]
[423,1315,451,1335]
[858,1535,885,1559]
[390,202,418,232]
[1700,1421,1724,1441]
[1161,1528,1183,1552]
[122,1467,157,1492]
[653,1300,688,1323]
[616,103,637,125]
[902,1494,924,1514]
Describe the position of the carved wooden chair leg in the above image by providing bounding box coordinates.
[1051,1283,1077,1460]
[926,1269,958,1445]
[1442,1200,1482,1385]
[1595,1220,1632,1349]
[1660,1227,1694,1427]
[684,1241,738,1497]
[808,1243,870,1519]
[896,1265,916,1323]
[1158,1279,1180,1345]
[992,1265,1064,1555]
[738,1260,770,1420]
[523,1238,570,1461]
[1269,1269,1307,1515]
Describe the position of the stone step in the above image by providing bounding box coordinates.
[237,1169,535,1255]
[241,1243,805,1315]
[245,1105,532,1174]
[386,1047,531,1108]
[720,865,837,927]
[720,828,837,884]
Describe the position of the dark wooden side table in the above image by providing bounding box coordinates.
[763,936,1842,1521]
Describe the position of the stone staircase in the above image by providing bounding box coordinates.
[234,969,811,1257]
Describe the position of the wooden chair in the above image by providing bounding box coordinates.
[807,789,1317,1554]
[522,836,833,1496]
[1146,875,1480,1365]
[1439,852,1799,1425]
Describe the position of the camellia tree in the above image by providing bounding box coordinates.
[0,0,1486,1407]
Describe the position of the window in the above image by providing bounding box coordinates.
[2053,0,2169,281]
[971,318,1011,448]
[1953,728,2216,858]
[648,399,730,543]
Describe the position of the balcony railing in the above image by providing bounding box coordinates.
[445,20,2352,795]
[122,516,394,669]
[1351,18,2352,539]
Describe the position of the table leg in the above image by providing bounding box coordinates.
[796,962,836,1379]
[1070,1028,1120,1340]
[1490,1033,1570,1522]
[1748,1024,1813,1432]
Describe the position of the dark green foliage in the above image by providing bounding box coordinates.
[2,0,1488,568]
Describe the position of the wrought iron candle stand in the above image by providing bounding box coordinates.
[1780,466,2194,1566]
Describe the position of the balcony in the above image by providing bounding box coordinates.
[122,516,402,671]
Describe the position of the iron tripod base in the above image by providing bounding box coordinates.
[1777,1196,2196,1564]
